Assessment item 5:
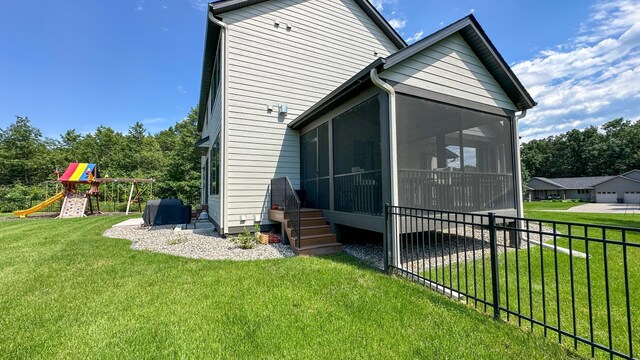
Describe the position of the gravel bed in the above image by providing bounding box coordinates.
[344,223,554,274]
[344,244,384,270]
[103,225,294,261]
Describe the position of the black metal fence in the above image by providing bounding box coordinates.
[385,205,639,360]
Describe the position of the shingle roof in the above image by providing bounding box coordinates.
[530,176,616,190]
[592,175,640,187]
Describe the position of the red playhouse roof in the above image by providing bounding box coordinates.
[58,163,99,183]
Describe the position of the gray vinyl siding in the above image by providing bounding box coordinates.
[380,33,517,111]
[595,177,640,198]
[221,0,399,228]
[204,78,223,228]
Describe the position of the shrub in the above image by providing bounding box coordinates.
[232,227,257,249]
[0,184,32,212]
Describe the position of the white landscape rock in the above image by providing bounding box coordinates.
[344,223,555,273]
[103,224,294,261]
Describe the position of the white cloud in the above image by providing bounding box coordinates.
[575,0,640,44]
[514,0,640,142]
[369,0,385,11]
[134,0,144,12]
[191,0,208,11]
[140,117,167,125]
[406,31,424,44]
[368,0,398,12]
[177,85,187,94]
[388,18,407,30]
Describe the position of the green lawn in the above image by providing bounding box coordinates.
[426,202,640,359]
[524,201,584,211]
[0,216,580,359]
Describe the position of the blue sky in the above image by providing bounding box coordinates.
[0,0,639,141]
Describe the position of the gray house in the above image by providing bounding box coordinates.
[526,176,613,202]
[593,170,640,203]
[196,0,535,255]
[527,170,640,203]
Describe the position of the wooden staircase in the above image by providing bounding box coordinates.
[268,208,342,256]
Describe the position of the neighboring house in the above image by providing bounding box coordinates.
[196,0,535,254]
[593,170,640,203]
[527,170,640,203]
[526,176,614,202]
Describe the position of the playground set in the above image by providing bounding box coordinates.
[13,163,154,219]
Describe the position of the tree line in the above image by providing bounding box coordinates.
[521,118,640,180]
[0,108,201,212]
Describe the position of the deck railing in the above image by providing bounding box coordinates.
[301,177,330,210]
[385,205,639,359]
[398,170,514,212]
[334,170,383,216]
[270,177,301,248]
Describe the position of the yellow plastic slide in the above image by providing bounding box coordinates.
[13,192,65,218]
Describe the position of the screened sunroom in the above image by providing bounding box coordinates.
[301,94,384,216]
[285,15,535,233]
[396,94,515,212]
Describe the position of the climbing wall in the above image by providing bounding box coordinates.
[59,192,87,218]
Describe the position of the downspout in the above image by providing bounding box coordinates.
[370,68,399,267]
[209,13,229,235]
[370,68,398,207]
[513,110,527,219]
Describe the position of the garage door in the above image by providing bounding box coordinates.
[596,192,617,203]
[624,192,640,203]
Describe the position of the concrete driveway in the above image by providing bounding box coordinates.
[565,203,640,214]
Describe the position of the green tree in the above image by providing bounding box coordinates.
[0,116,52,185]
[521,118,640,178]
[153,108,201,203]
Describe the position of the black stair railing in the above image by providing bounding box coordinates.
[270,177,302,248]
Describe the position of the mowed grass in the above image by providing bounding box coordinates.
[0,216,580,359]
[524,201,585,211]
[423,202,640,359]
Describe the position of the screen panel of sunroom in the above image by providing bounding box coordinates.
[301,122,329,209]
[332,96,382,215]
[396,94,515,212]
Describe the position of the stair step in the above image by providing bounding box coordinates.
[300,217,327,226]
[269,205,342,256]
[289,217,328,227]
[293,242,343,256]
[289,224,331,237]
[285,209,322,219]
[290,233,337,247]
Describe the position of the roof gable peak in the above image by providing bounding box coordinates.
[383,14,535,111]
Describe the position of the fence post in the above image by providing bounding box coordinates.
[488,212,501,320]
[383,203,389,274]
